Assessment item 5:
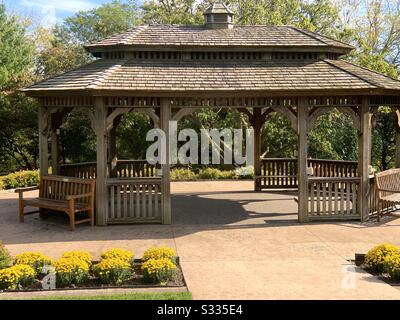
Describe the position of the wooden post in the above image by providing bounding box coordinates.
[50,112,62,175]
[253,108,262,191]
[160,98,171,225]
[38,106,49,177]
[396,109,400,168]
[297,98,309,223]
[358,97,371,221]
[95,97,108,226]
[108,117,120,177]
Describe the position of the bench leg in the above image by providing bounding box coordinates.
[68,200,75,231]
[69,212,75,231]
[377,200,382,222]
[39,208,47,219]
[89,208,95,227]
[18,198,25,223]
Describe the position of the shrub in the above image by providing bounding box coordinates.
[141,258,177,285]
[0,242,12,269]
[100,248,134,264]
[171,168,198,181]
[197,168,236,180]
[142,247,176,262]
[14,252,52,275]
[365,244,400,273]
[53,257,90,287]
[92,258,132,285]
[61,251,92,266]
[0,264,35,290]
[384,253,400,280]
[235,166,254,179]
[0,170,39,190]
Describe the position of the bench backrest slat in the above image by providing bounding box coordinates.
[39,175,95,203]
[375,168,400,200]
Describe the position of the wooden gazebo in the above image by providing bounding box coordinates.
[24,2,400,226]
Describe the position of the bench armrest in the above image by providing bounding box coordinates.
[66,193,93,201]
[15,186,39,193]
[377,188,400,193]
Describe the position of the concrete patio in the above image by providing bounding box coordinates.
[1,181,400,299]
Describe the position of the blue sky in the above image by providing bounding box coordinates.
[2,0,134,27]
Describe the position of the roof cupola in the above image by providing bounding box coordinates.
[204,2,234,29]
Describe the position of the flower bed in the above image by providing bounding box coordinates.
[0,246,186,293]
[355,243,400,287]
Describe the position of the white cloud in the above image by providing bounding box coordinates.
[19,0,99,28]
[21,0,99,13]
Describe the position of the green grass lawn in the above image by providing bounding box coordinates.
[9,291,192,300]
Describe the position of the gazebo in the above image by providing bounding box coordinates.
[24,2,400,226]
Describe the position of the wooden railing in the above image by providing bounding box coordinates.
[258,158,358,189]
[112,160,157,178]
[107,178,162,224]
[60,160,157,179]
[259,158,298,189]
[308,177,360,220]
[59,162,97,179]
[308,159,358,178]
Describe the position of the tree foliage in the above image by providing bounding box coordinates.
[1,0,400,174]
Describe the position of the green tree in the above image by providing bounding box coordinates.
[0,5,37,173]
[142,0,204,25]
[61,0,140,43]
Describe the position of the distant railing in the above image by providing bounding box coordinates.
[257,158,359,189]
[60,160,157,179]
[60,162,97,179]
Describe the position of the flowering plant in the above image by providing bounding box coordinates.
[61,251,92,266]
[142,247,176,263]
[0,264,35,290]
[93,258,132,285]
[141,258,177,285]
[53,257,90,287]
[14,252,52,275]
[365,244,400,272]
[100,248,134,263]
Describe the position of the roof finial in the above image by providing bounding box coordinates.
[204,1,235,29]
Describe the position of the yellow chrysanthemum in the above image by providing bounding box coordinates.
[93,258,132,285]
[365,243,400,272]
[141,258,177,285]
[14,252,52,275]
[61,251,92,266]
[142,247,176,262]
[0,264,35,290]
[100,248,134,263]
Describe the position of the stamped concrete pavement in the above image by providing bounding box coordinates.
[1,181,400,299]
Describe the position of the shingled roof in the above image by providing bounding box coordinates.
[84,25,354,54]
[24,59,400,95]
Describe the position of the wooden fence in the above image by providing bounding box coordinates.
[107,178,162,224]
[308,177,360,220]
[257,158,358,189]
[60,160,157,179]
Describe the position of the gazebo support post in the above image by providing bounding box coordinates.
[50,112,62,175]
[396,109,400,168]
[253,107,262,191]
[297,98,309,223]
[358,97,371,221]
[108,116,121,177]
[95,97,108,226]
[38,106,49,177]
[161,98,172,224]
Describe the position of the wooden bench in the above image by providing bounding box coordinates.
[375,168,400,221]
[15,175,95,231]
